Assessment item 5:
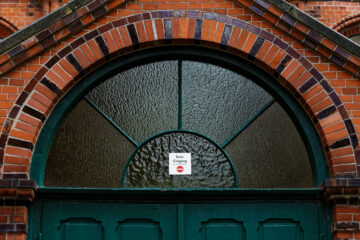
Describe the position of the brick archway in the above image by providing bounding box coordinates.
[0,10,357,180]
[333,13,360,38]
[0,16,18,39]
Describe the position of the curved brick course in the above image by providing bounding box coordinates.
[0,17,18,39]
[0,16,18,33]
[333,13,360,42]
[334,13,360,33]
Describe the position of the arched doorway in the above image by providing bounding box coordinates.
[27,46,332,240]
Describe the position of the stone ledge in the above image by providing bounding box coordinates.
[0,180,37,203]
[333,222,360,233]
[0,223,26,233]
[322,177,360,187]
[322,178,360,205]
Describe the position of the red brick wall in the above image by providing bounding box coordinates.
[0,0,360,239]
[0,206,26,240]
[333,205,360,239]
[0,0,43,29]
[0,0,70,31]
[288,0,360,29]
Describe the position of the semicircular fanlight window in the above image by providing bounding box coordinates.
[350,34,360,45]
[124,132,236,188]
[45,60,313,188]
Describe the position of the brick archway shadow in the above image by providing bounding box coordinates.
[1,10,358,180]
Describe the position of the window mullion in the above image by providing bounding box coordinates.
[84,96,139,147]
[221,99,276,149]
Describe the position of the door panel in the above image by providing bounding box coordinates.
[183,203,318,240]
[260,220,302,240]
[39,201,321,240]
[61,219,104,240]
[116,220,162,240]
[200,220,245,240]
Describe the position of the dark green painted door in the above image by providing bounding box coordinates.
[39,201,320,240]
[184,203,318,240]
[41,202,177,240]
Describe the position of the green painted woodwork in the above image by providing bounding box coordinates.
[27,188,332,240]
[29,199,327,240]
[62,219,103,240]
[40,202,177,240]
[185,203,318,240]
[200,220,245,240]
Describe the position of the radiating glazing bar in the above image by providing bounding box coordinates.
[84,96,139,147]
[221,99,276,148]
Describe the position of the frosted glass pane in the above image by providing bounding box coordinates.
[124,132,235,188]
[182,61,273,144]
[87,61,178,144]
[225,102,313,188]
[44,99,135,187]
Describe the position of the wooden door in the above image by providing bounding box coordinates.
[37,201,321,240]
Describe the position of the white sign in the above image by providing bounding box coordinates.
[169,153,191,175]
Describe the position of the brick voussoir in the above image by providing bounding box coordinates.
[0,0,127,77]
[0,0,359,81]
[239,0,360,76]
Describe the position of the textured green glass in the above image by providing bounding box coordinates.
[182,61,273,144]
[124,132,235,188]
[44,99,135,187]
[224,102,313,188]
[87,61,178,143]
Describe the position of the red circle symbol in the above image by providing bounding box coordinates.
[177,166,184,173]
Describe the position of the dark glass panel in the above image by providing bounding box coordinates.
[224,102,313,188]
[182,61,273,144]
[87,61,178,143]
[44,99,135,187]
[124,132,235,188]
[350,35,360,44]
